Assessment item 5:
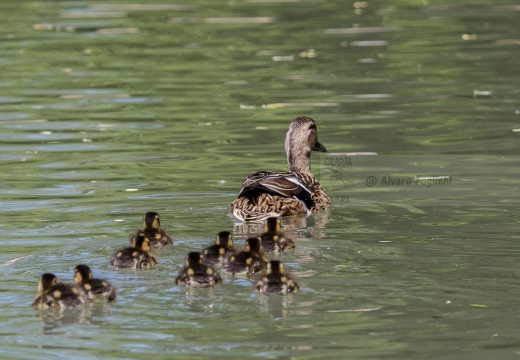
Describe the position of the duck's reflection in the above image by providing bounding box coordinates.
[231,209,330,239]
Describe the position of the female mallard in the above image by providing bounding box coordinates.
[259,217,295,252]
[130,212,173,248]
[32,273,87,309]
[73,264,116,302]
[229,116,331,222]
[110,235,157,270]
[202,231,238,265]
[223,237,267,276]
[175,252,222,287]
[255,260,299,294]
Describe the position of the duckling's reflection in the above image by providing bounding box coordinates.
[254,292,297,319]
[180,286,218,313]
[35,303,115,332]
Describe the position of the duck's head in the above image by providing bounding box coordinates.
[37,273,57,294]
[267,260,285,275]
[73,264,93,284]
[143,212,160,230]
[186,251,203,266]
[216,231,234,248]
[264,217,282,233]
[244,237,262,254]
[134,235,152,252]
[285,116,327,173]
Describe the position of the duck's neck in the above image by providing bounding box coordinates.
[286,137,312,174]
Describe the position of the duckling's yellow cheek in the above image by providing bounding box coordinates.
[187,268,194,276]
[206,268,213,275]
[117,252,123,258]
[132,251,139,257]
[281,276,287,283]
[101,281,107,287]
[84,284,92,291]
[246,258,252,265]
[154,234,161,240]
[219,248,225,255]
[229,256,235,262]
[273,235,279,241]
[53,290,62,298]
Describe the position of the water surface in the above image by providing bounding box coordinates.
[1,1,520,359]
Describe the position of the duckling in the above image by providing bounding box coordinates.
[259,217,295,252]
[175,252,222,287]
[73,264,116,302]
[223,237,267,276]
[202,231,238,265]
[230,116,331,221]
[255,260,299,294]
[32,273,87,309]
[110,235,157,270]
[130,212,173,248]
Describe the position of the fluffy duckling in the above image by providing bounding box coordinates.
[73,264,116,302]
[255,260,299,294]
[259,217,295,252]
[202,231,238,265]
[111,235,157,270]
[175,252,222,287]
[223,237,267,276]
[130,212,173,248]
[32,273,87,309]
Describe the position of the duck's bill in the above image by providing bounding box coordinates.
[312,140,327,152]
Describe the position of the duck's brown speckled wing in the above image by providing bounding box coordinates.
[237,171,312,199]
[230,170,330,222]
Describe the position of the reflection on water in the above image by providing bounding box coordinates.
[231,209,330,237]
[1,0,520,359]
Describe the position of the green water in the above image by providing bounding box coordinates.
[1,1,520,359]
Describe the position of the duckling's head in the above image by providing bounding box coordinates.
[216,231,233,248]
[267,260,285,275]
[37,273,57,294]
[134,235,152,252]
[264,217,282,233]
[186,251,203,266]
[143,212,160,230]
[285,116,327,173]
[73,264,93,284]
[244,237,262,253]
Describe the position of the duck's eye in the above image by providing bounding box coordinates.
[308,124,316,131]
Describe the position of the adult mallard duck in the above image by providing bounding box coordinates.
[73,264,116,302]
[175,252,222,287]
[32,273,87,309]
[255,260,299,294]
[223,237,267,276]
[130,212,173,248]
[229,116,331,222]
[110,235,157,270]
[259,217,295,252]
[202,231,238,265]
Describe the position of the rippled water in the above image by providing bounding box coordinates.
[1,1,520,359]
